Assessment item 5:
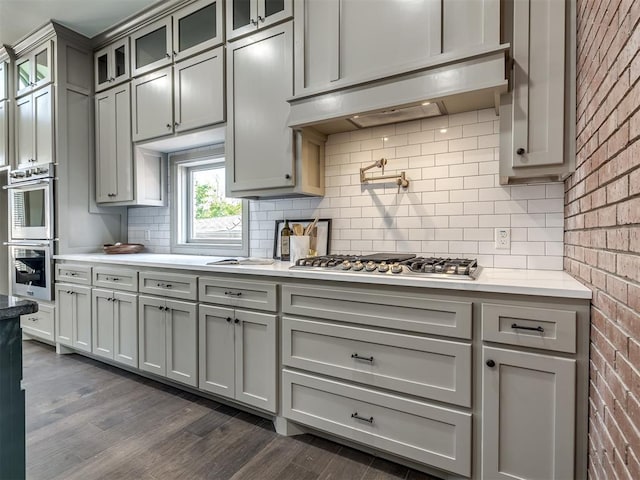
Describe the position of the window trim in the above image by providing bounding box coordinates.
[170,145,249,256]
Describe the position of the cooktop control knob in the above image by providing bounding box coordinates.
[341,260,352,270]
[378,261,389,273]
[391,263,403,274]
[365,261,377,272]
[352,261,364,271]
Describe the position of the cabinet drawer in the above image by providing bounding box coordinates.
[282,285,472,339]
[199,277,277,312]
[283,316,471,406]
[21,303,54,341]
[282,369,471,476]
[93,267,138,292]
[482,303,576,353]
[55,264,92,285]
[139,272,197,300]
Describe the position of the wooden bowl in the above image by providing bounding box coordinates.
[103,243,145,254]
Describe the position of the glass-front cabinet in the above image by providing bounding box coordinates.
[227,0,292,40]
[131,0,223,77]
[15,41,53,97]
[94,38,129,92]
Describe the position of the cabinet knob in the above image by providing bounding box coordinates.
[234,318,240,324]
[250,18,258,26]
[226,317,232,323]
[285,174,291,180]
[174,122,180,127]
[486,359,496,368]
[166,124,172,129]
[516,148,525,155]
[173,51,177,57]
[258,15,265,23]
[166,53,171,58]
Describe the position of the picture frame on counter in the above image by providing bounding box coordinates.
[273,219,331,260]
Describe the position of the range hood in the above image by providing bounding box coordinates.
[287,46,510,135]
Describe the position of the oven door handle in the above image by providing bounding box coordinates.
[4,241,52,247]
[3,179,53,189]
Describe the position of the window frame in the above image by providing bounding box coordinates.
[170,145,249,256]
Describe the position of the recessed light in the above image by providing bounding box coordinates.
[422,102,431,106]
[440,128,447,133]
[353,115,360,119]
[383,137,389,142]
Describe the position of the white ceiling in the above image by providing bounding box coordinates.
[0,0,160,46]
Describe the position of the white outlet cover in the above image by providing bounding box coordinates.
[494,228,511,250]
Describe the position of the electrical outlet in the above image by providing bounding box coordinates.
[144,230,151,241]
[494,228,510,250]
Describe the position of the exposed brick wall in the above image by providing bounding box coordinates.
[566,1,640,478]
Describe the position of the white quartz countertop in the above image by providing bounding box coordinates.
[54,253,592,300]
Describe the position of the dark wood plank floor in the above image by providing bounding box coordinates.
[23,341,442,480]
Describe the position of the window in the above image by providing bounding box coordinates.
[171,146,248,256]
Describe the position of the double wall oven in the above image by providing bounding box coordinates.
[4,164,55,301]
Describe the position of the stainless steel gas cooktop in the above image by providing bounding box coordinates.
[291,253,481,280]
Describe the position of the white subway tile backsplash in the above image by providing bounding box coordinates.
[129,109,564,270]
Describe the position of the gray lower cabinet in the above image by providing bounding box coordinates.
[95,83,133,203]
[482,346,576,480]
[21,303,55,342]
[92,288,138,367]
[55,283,92,353]
[138,295,198,387]
[199,304,277,412]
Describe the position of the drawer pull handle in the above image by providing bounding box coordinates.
[351,412,374,424]
[112,277,119,282]
[511,323,544,333]
[156,283,173,289]
[69,272,78,276]
[29,317,38,322]
[224,291,242,296]
[351,353,374,363]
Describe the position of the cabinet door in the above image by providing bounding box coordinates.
[227,0,259,40]
[482,346,576,480]
[15,95,33,167]
[132,67,173,142]
[227,22,294,193]
[131,17,172,77]
[510,0,565,168]
[174,48,224,133]
[33,85,54,166]
[0,100,7,167]
[95,84,133,203]
[199,304,235,397]
[32,42,53,91]
[15,56,32,97]
[55,285,74,347]
[0,61,6,100]
[138,295,167,376]
[234,309,276,412]
[95,38,130,92]
[113,291,138,368]
[166,299,198,387]
[173,0,223,60]
[73,285,92,353]
[257,0,293,29]
[92,289,115,360]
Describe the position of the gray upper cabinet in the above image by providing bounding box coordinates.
[94,38,129,92]
[226,0,293,41]
[174,47,225,133]
[500,0,576,183]
[131,0,223,77]
[15,41,53,98]
[95,83,133,203]
[132,47,224,142]
[131,67,173,141]
[15,84,54,168]
[442,0,500,53]
[0,101,7,167]
[294,0,441,95]
[0,60,6,100]
[227,22,295,195]
[130,17,173,77]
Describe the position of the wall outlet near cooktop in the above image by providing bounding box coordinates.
[495,228,511,250]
